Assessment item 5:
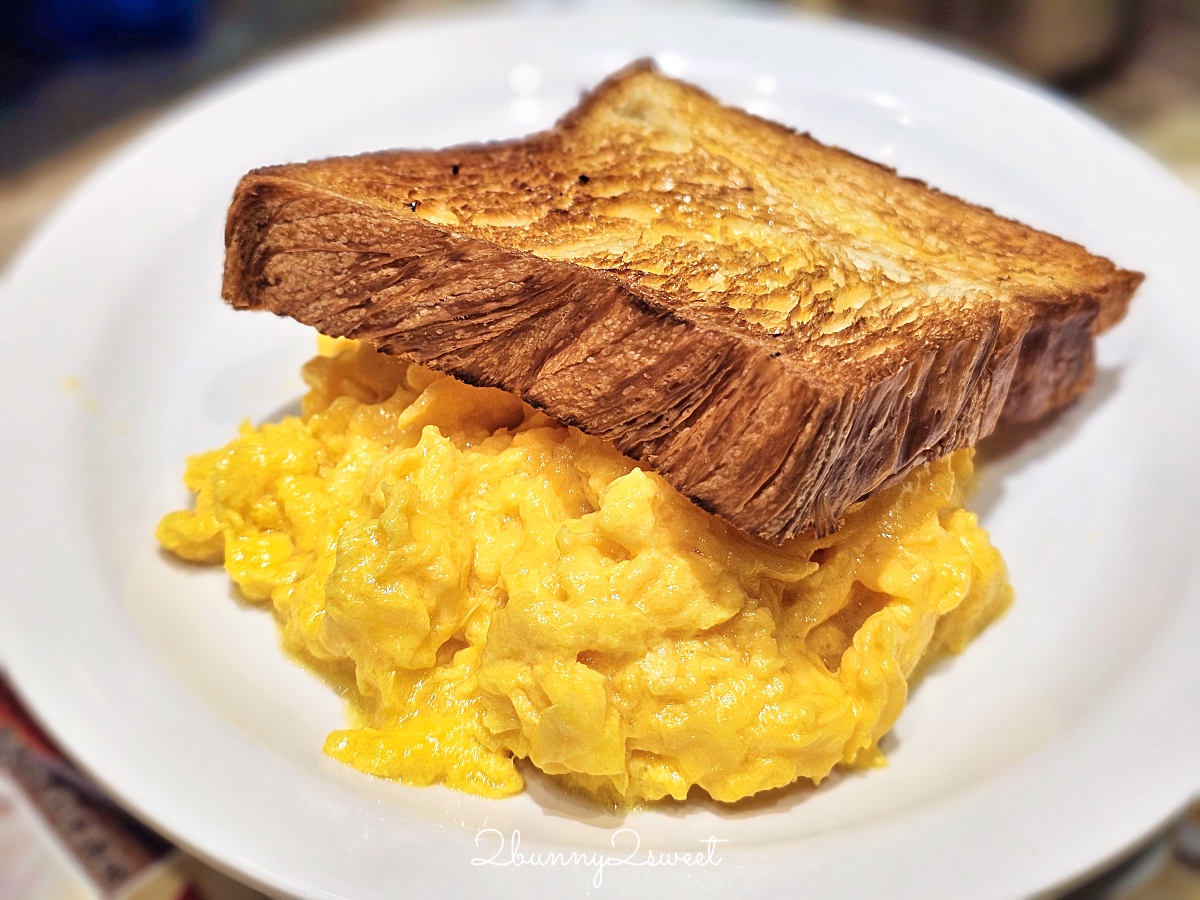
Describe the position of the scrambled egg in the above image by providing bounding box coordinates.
[157,338,1010,805]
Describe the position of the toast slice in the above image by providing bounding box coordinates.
[222,60,1141,543]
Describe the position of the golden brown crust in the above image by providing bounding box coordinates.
[222,61,1140,543]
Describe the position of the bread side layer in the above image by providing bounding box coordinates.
[223,176,1102,542]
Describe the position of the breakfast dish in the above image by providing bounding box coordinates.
[158,62,1135,805]
[4,13,1196,897]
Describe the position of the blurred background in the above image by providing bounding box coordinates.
[1,0,1200,268]
[1,1,1198,897]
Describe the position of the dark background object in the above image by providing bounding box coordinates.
[0,0,375,173]
[841,0,1146,91]
[28,0,204,55]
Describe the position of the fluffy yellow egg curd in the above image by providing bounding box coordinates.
[158,338,1010,806]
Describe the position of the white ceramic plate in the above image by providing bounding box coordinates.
[2,9,1199,898]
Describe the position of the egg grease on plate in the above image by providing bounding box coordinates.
[157,337,1010,805]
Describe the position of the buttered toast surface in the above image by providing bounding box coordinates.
[223,61,1140,542]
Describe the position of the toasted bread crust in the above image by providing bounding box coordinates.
[222,62,1141,542]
